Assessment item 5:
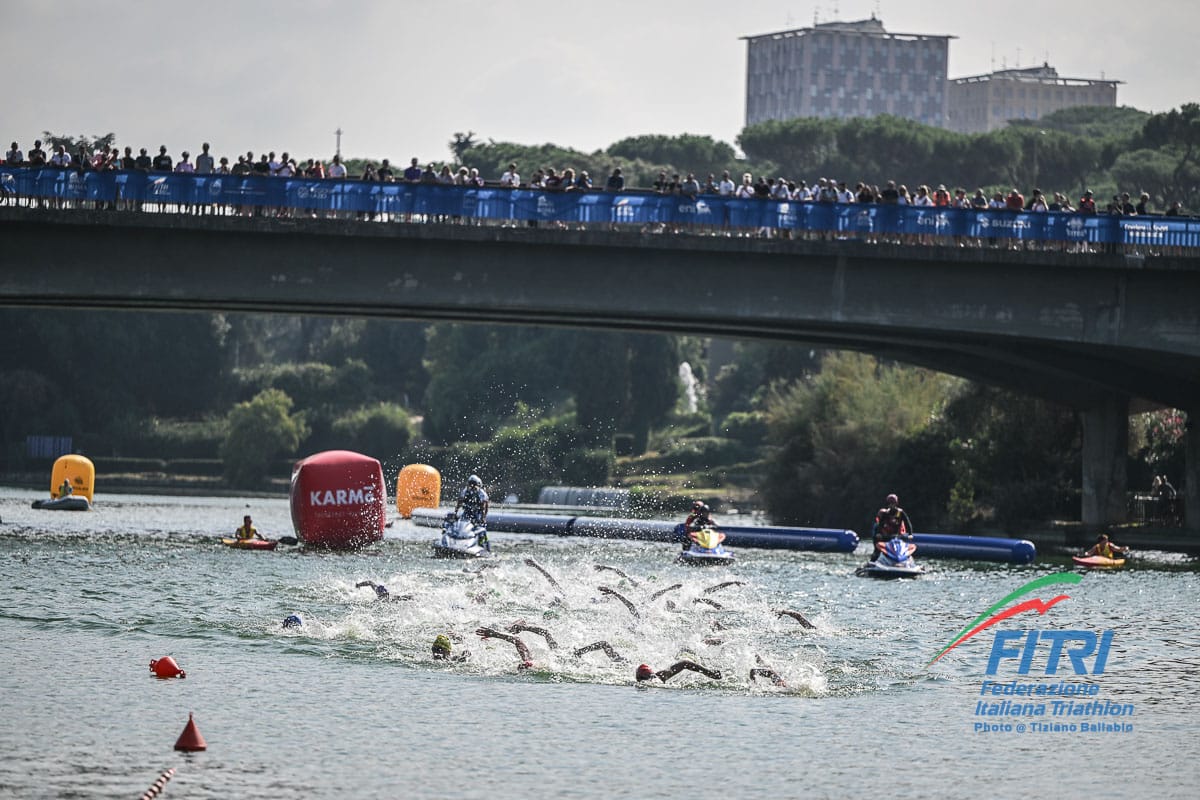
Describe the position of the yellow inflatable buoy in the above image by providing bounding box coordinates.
[396,463,441,518]
[50,454,95,502]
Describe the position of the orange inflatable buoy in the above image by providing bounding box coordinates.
[174,712,207,752]
[149,656,186,679]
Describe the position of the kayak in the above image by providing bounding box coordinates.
[31,496,91,511]
[1072,554,1125,569]
[220,537,278,551]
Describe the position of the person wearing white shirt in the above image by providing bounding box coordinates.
[5,142,23,165]
[327,155,347,179]
[717,170,735,196]
[174,152,195,173]
[499,163,520,188]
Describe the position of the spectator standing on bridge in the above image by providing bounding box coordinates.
[174,151,194,173]
[327,154,347,179]
[28,140,46,166]
[49,144,70,168]
[152,145,172,172]
[5,142,22,165]
[195,143,214,175]
[1005,188,1024,211]
[500,162,520,187]
[604,167,624,192]
[1136,192,1151,215]
[1078,190,1096,214]
[404,157,422,182]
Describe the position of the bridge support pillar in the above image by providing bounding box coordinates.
[1080,395,1129,527]
[1185,414,1199,532]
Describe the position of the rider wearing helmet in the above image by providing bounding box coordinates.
[683,500,717,550]
[870,493,913,562]
[454,474,490,542]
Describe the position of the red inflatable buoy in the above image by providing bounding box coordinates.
[290,450,386,549]
[149,656,186,679]
[174,712,207,752]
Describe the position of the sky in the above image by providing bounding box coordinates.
[4,0,1196,166]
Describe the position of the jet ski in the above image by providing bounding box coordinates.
[856,536,925,579]
[678,527,735,567]
[432,512,492,559]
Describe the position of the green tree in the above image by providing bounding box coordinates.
[761,352,961,528]
[220,389,308,488]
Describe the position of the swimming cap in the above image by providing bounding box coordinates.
[432,635,452,655]
[282,614,303,629]
[635,664,656,681]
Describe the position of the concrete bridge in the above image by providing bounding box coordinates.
[2,206,1198,529]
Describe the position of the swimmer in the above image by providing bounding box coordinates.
[475,627,534,669]
[635,660,722,684]
[573,640,627,663]
[432,633,470,663]
[597,586,640,618]
[524,557,563,593]
[749,655,787,687]
[593,564,640,587]
[694,597,723,609]
[776,609,815,629]
[355,580,412,602]
[702,581,746,595]
[282,614,303,629]
[506,619,559,650]
[649,583,683,601]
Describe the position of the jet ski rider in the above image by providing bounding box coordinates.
[454,474,490,551]
[869,494,914,562]
[683,501,717,551]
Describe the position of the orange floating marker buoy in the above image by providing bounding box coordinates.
[174,712,207,752]
[149,656,186,679]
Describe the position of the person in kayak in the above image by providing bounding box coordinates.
[454,474,490,552]
[1084,533,1129,559]
[234,515,263,541]
[869,494,914,562]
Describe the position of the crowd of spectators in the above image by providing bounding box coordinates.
[2,138,1193,254]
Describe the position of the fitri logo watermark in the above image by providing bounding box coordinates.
[929,573,1134,736]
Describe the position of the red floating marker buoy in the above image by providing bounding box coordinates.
[174,712,207,752]
[149,656,186,679]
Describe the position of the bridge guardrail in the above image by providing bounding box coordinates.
[3,167,1199,249]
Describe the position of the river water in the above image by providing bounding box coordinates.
[1,486,1198,799]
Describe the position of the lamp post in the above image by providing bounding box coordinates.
[1032,129,1046,189]
[335,128,342,159]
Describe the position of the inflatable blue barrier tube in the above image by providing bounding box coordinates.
[412,509,1033,561]
[907,533,1037,564]
[411,508,858,552]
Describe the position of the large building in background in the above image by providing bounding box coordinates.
[742,16,954,128]
[946,64,1121,133]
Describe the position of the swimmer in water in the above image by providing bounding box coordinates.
[749,655,787,687]
[635,660,722,684]
[432,633,470,663]
[355,580,412,602]
[475,627,534,670]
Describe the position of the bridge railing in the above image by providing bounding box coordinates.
[3,167,1199,250]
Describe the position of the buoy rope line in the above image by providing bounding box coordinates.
[139,767,176,799]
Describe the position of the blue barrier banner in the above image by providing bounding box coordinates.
[2,167,1197,249]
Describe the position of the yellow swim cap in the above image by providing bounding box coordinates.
[432,635,452,654]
